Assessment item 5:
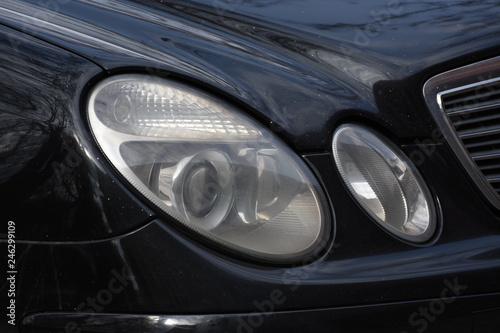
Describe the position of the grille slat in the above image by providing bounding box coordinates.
[458,127,500,139]
[442,82,500,113]
[447,102,500,116]
[486,177,500,183]
[472,163,500,172]
[471,152,500,161]
[462,135,500,152]
[449,107,500,127]
[441,79,500,199]
[475,158,500,172]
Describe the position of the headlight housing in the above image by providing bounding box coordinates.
[332,124,437,244]
[87,74,331,263]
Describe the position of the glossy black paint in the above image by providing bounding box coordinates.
[0,25,155,242]
[3,0,500,149]
[19,295,500,333]
[0,0,500,332]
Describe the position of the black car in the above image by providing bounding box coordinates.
[1,0,500,332]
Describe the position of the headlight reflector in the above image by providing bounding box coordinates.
[332,124,436,243]
[87,74,331,263]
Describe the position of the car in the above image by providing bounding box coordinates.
[1,0,500,332]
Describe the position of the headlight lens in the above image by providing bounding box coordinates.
[332,124,436,243]
[87,74,330,263]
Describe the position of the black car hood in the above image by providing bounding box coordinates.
[128,0,500,148]
[191,0,499,65]
[2,0,500,150]
[180,0,500,70]
[143,0,500,79]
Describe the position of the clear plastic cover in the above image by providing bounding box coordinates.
[332,124,436,243]
[87,74,330,263]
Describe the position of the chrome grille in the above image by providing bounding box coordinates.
[424,56,500,209]
[443,80,500,193]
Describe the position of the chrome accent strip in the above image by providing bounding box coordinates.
[471,152,500,161]
[424,56,500,210]
[447,102,500,116]
[459,128,500,139]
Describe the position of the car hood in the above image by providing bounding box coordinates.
[179,0,500,71]
[131,0,500,147]
[2,0,500,150]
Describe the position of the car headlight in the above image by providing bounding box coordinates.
[87,74,331,263]
[332,124,436,244]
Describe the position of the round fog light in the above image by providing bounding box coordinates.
[332,124,436,243]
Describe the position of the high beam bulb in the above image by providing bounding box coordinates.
[332,124,437,243]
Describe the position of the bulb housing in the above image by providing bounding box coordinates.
[332,124,436,244]
[87,74,331,263]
